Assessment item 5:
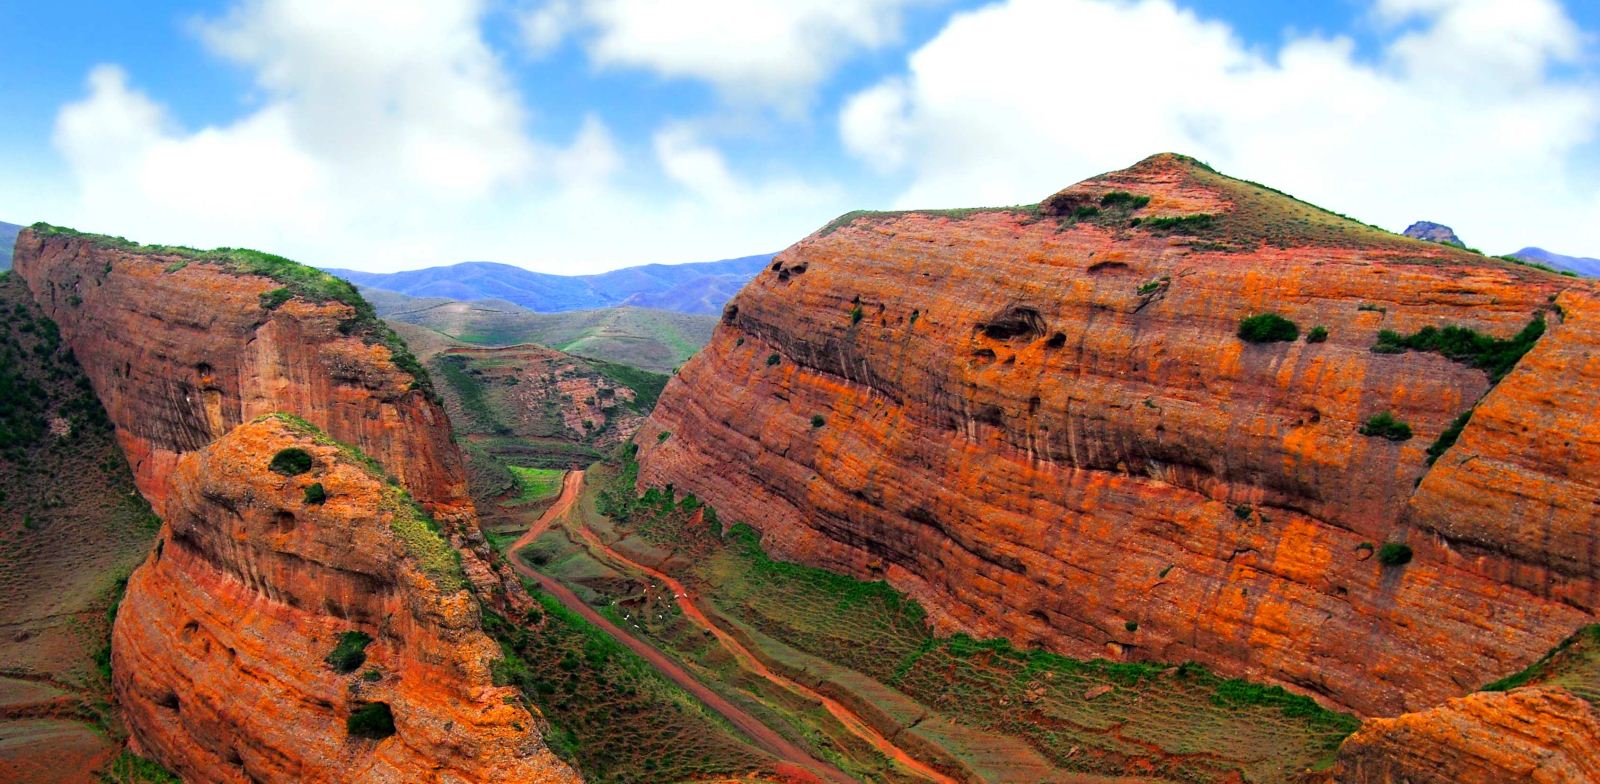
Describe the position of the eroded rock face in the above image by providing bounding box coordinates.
[1330,687,1600,783]
[113,417,579,783]
[11,229,467,520]
[638,154,1599,716]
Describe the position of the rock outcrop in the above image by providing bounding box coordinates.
[11,228,574,782]
[1330,687,1600,782]
[1402,221,1464,247]
[12,228,466,520]
[113,416,579,783]
[638,154,1599,718]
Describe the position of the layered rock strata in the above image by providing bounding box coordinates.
[112,417,579,783]
[638,154,1599,718]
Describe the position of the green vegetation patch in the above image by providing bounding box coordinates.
[509,465,565,505]
[1372,317,1545,382]
[327,630,373,673]
[99,750,183,783]
[30,223,436,399]
[817,204,1041,237]
[1426,410,1472,465]
[590,455,1361,781]
[347,701,396,739]
[1139,213,1216,233]
[1306,326,1329,343]
[1481,624,1600,699]
[268,447,314,476]
[1100,191,1151,209]
[1238,313,1299,343]
[1377,543,1413,566]
[1359,412,1413,442]
[387,488,465,591]
[480,599,772,783]
[581,357,669,413]
[303,482,328,505]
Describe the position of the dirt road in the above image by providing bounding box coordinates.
[505,471,853,784]
[566,517,962,784]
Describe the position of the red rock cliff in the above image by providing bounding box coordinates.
[638,154,1599,717]
[12,228,572,782]
[113,416,579,783]
[12,229,466,520]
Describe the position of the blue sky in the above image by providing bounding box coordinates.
[2,0,1597,273]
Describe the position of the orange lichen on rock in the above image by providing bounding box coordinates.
[638,153,1598,717]
[112,417,580,783]
[11,229,468,520]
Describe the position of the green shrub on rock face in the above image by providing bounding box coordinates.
[327,630,373,673]
[1377,542,1413,566]
[1359,412,1413,442]
[766,353,781,367]
[1238,313,1299,343]
[1306,326,1329,343]
[810,415,826,428]
[303,482,327,505]
[269,447,314,476]
[346,701,395,739]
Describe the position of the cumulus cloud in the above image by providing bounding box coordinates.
[48,0,844,272]
[840,0,1600,255]
[520,0,926,108]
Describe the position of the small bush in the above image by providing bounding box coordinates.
[766,353,781,366]
[1100,191,1151,209]
[303,482,327,505]
[1426,410,1472,465]
[1306,326,1329,343]
[1377,542,1413,566]
[1124,620,1139,632]
[1141,213,1215,233]
[1238,313,1299,343]
[1233,504,1252,520]
[810,415,826,428]
[259,288,293,310]
[347,701,395,739]
[1360,412,1413,441]
[1073,205,1101,219]
[656,430,671,443]
[269,447,314,476]
[849,305,864,325]
[1357,303,1386,313]
[327,630,373,673]
[361,669,383,682]
[1370,318,1545,382]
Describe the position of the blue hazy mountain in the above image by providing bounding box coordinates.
[0,221,22,271]
[1510,247,1600,278]
[327,253,774,314]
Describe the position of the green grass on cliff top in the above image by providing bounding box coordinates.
[811,154,1575,279]
[255,413,466,591]
[27,223,437,399]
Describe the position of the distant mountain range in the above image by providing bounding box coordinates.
[0,221,22,271]
[326,253,774,315]
[1510,247,1600,277]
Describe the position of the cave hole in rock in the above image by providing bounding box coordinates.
[157,691,181,711]
[980,306,1046,341]
[347,701,396,740]
[1046,332,1068,349]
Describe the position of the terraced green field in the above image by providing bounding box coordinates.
[572,456,1361,784]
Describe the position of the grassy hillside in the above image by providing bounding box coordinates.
[377,291,714,373]
[0,271,171,780]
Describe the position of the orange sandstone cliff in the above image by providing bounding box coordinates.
[12,228,578,782]
[113,417,579,782]
[637,154,1599,719]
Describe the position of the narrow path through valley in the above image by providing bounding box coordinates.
[548,479,962,784]
[505,471,851,784]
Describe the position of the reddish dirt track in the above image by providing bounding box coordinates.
[506,471,850,784]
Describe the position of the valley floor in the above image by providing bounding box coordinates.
[484,454,1360,784]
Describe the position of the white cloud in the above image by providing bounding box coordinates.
[521,0,926,109]
[840,0,1600,256]
[46,0,845,272]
